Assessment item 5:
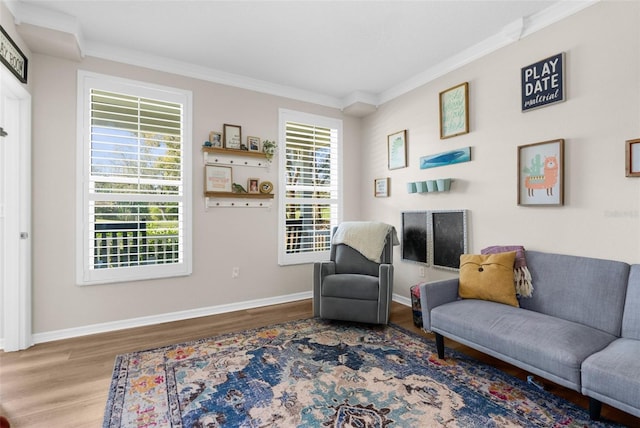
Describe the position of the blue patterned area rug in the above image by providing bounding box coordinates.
[103,318,621,427]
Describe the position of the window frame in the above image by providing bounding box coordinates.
[277,109,343,265]
[76,71,193,285]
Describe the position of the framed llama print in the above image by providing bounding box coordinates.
[517,139,564,206]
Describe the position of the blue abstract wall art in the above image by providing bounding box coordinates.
[420,147,471,170]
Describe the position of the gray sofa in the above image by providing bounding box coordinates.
[419,250,640,420]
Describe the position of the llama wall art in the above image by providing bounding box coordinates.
[518,139,564,206]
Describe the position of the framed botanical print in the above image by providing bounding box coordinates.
[439,82,469,139]
[388,130,407,170]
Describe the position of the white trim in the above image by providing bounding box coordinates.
[277,109,343,266]
[0,66,32,352]
[29,292,410,345]
[76,70,193,285]
[32,291,312,344]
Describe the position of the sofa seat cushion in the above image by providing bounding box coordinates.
[322,274,379,300]
[431,299,616,388]
[582,339,640,416]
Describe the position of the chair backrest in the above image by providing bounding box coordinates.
[330,227,393,276]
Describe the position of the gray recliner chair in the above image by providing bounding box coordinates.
[313,227,394,324]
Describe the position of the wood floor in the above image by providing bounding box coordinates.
[1,300,638,427]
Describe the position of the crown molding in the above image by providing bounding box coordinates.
[7,0,598,111]
[379,0,599,105]
[84,41,344,109]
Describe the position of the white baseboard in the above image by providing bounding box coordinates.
[20,292,411,346]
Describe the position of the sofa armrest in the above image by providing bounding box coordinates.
[313,261,335,316]
[419,279,459,332]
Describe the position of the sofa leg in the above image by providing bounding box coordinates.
[435,333,445,359]
[589,397,602,420]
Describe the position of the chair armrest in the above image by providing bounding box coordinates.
[379,263,394,323]
[313,261,335,316]
[419,279,459,332]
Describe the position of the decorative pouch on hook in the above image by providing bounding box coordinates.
[459,251,519,307]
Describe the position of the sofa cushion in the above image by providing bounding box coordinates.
[431,299,616,389]
[521,251,629,336]
[582,339,640,417]
[321,274,380,300]
[459,252,518,307]
[622,264,640,340]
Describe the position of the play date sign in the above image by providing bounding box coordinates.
[521,52,565,112]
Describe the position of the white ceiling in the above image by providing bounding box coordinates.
[8,0,596,111]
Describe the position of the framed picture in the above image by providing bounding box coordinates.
[223,124,242,150]
[517,139,564,206]
[205,165,232,193]
[401,211,428,264]
[209,131,222,148]
[521,52,565,112]
[428,210,468,271]
[374,177,389,197]
[626,138,640,177]
[247,177,260,194]
[439,82,469,139]
[388,130,407,170]
[247,136,261,152]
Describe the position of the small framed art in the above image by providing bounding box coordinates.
[205,165,232,193]
[517,139,564,206]
[625,138,640,177]
[374,177,389,197]
[388,130,407,170]
[247,177,260,194]
[223,124,242,150]
[248,136,261,152]
[440,82,469,139]
[209,131,222,148]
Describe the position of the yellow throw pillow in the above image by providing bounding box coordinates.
[459,251,519,307]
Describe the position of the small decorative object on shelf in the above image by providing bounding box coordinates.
[248,178,260,194]
[262,140,277,162]
[259,180,274,194]
[232,183,248,193]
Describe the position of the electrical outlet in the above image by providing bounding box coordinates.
[232,267,240,278]
[419,267,426,278]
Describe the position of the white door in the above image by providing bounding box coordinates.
[0,66,32,352]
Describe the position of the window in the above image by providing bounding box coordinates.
[77,71,192,285]
[278,109,342,265]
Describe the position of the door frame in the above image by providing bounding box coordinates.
[1,66,32,351]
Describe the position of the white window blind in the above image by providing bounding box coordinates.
[77,72,192,285]
[278,109,342,265]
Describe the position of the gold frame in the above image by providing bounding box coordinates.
[439,82,469,139]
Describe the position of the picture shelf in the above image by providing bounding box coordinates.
[202,147,269,168]
[204,192,274,199]
[202,147,274,208]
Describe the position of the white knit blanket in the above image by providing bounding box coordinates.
[332,221,399,262]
